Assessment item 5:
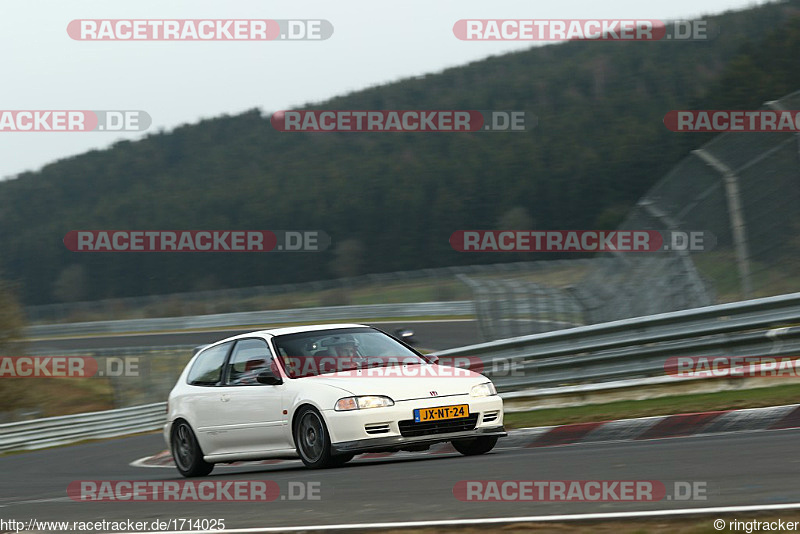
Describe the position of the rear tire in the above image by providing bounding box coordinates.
[294,407,336,469]
[171,420,214,478]
[452,435,498,456]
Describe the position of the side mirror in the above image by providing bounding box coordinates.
[394,328,417,345]
[256,369,283,385]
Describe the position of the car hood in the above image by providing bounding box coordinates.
[301,364,489,401]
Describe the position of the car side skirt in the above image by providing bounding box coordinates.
[203,448,299,464]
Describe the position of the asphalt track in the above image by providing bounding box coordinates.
[8,320,798,530]
[25,320,482,354]
[1,429,799,530]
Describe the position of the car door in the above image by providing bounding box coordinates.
[184,341,234,456]
[212,338,287,454]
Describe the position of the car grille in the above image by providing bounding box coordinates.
[398,414,479,438]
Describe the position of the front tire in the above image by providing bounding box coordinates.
[293,407,338,469]
[452,435,498,456]
[171,420,214,478]
[329,452,356,467]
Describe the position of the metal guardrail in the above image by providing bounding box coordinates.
[5,292,800,453]
[22,261,548,324]
[0,403,166,453]
[24,301,475,338]
[432,291,800,393]
[24,344,197,357]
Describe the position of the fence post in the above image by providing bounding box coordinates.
[693,148,753,300]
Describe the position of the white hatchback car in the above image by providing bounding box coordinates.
[165,324,505,476]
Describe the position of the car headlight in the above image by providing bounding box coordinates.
[470,382,497,397]
[335,395,395,411]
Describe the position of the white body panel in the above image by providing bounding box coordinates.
[164,324,504,464]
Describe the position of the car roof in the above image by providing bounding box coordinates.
[252,323,370,337]
[204,323,373,348]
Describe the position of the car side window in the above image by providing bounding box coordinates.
[187,342,232,386]
[225,338,277,386]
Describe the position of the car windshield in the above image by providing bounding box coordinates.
[271,327,427,379]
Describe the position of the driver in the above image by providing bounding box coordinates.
[333,341,359,358]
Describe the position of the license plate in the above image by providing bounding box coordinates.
[414,404,469,422]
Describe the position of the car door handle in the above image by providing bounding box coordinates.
[220,395,230,402]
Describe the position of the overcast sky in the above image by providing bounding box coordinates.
[0,0,773,180]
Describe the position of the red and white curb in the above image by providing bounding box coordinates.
[519,402,800,448]
[131,403,800,469]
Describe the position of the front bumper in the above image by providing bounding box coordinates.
[323,393,504,454]
[331,425,506,454]
[163,420,173,448]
